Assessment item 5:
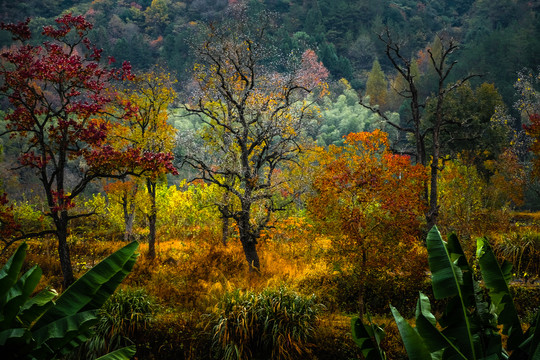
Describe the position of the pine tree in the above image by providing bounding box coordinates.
[365,59,388,109]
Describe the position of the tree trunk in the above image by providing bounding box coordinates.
[427,88,444,230]
[124,209,136,242]
[122,183,137,242]
[221,191,231,246]
[57,215,74,289]
[147,179,157,259]
[357,247,367,318]
[238,204,260,272]
[427,156,440,230]
[240,238,260,272]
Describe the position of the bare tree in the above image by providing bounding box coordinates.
[361,28,478,229]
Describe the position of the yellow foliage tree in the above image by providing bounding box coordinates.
[365,59,388,110]
[184,9,328,272]
[115,69,178,259]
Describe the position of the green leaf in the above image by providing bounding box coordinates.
[415,293,468,359]
[0,327,33,346]
[351,315,386,360]
[390,305,432,360]
[518,311,540,360]
[95,345,137,360]
[0,242,28,308]
[0,265,42,330]
[476,237,523,350]
[18,288,57,327]
[0,327,35,358]
[31,310,99,359]
[426,227,462,299]
[425,226,476,359]
[34,241,139,329]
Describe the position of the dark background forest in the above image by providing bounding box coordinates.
[1,0,538,114]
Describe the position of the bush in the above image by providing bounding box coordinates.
[68,288,155,359]
[311,313,363,360]
[209,287,324,360]
[494,228,540,278]
[297,269,430,317]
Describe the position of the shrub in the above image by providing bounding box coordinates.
[494,228,540,278]
[70,288,156,359]
[138,311,213,360]
[210,287,324,360]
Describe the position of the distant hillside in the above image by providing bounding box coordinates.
[0,0,539,110]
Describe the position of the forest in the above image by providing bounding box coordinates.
[1,0,540,359]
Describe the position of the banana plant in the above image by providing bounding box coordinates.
[351,312,386,360]
[353,226,540,360]
[0,241,138,359]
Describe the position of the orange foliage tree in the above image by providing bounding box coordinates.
[308,130,427,311]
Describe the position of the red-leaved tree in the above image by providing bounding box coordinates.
[309,130,428,313]
[0,15,176,288]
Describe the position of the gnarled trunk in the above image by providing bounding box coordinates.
[238,204,260,272]
[240,237,260,272]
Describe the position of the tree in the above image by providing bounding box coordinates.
[424,82,507,169]
[184,8,328,272]
[103,179,139,242]
[315,78,397,147]
[0,15,175,288]
[309,130,427,314]
[361,29,478,230]
[115,69,178,259]
[365,59,388,110]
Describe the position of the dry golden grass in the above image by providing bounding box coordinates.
[6,212,538,359]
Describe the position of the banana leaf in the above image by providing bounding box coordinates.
[477,237,524,351]
[0,241,139,359]
[0,242,27,301]
[414,292,466,360]
[31,310,99,358]
[391,305,432,360]
[426,226,476,359]
[34,241,139,329]
[351,314,386,360]
[96,345,137,360]
[17,288,57,327]
[1,265,42,330]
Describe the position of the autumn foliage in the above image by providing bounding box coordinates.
[0,14,176,286]
[525,113,540,179]
[310,130,427,244]
[309,130,428,310]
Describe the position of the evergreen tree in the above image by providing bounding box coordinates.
[365,59,388,110]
